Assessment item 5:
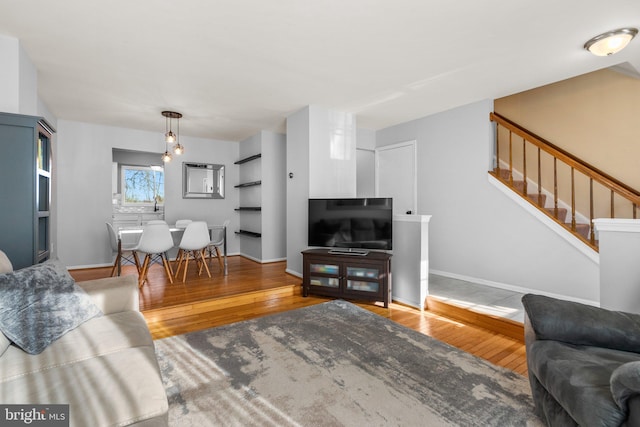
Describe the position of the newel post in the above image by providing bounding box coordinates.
[593,219,640,314]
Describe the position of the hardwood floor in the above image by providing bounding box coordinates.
[69,255,527,376]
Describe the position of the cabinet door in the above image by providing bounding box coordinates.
[36,125,51,263]
[344,265,382,295]
[308,261,340,288]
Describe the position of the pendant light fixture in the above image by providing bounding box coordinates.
[173,115,184,155]
[584,28,638,56]
[161,111,184,163]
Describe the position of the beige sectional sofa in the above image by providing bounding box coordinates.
[0,254,168,426]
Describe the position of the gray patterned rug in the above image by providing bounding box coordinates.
[154,300,543,426]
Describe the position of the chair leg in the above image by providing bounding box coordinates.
[110,253,121,277]
[182,252,191,283]
[132,251,141,274]
[215,247,224,271]
[138,255,151,288]
[174,249,183,277]
[161,253,174,284]
[199,249,211,278]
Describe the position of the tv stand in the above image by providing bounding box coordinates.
[328,248,369,256]
[302,249,392,307]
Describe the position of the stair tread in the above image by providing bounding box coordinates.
[493,169,593,243]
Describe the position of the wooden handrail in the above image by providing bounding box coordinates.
[490,112,640,206]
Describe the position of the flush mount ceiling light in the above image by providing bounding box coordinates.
[161,111,184,163]
[584,28,638,56]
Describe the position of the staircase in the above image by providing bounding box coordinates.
[493,168,591,242]
[489,112,640,252]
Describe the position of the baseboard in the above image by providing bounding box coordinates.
[286,268,303,278]
[239,254,286,264]
[392,296,424,310]
[68,262,112,270]
[430,268,599,307]
[68,252,242,271]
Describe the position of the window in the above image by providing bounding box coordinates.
[121,165,164,205]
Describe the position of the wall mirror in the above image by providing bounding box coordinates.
[183,162,225,199]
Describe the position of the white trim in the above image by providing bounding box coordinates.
[593,218,640,233]
[392,296,424,310]
[430,269,600,307]
[240,254,287,264]
[393,214,432,223]
[488,174,599,264]
[261,257,288,263]
[375,140,417,214]
[68,262,113,270]
[286,268,303,278]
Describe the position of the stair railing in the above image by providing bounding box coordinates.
[490,112,640,251]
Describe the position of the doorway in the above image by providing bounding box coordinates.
[375,140,417,216]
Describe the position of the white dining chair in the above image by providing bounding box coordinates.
[132,222,175,287]
[208,219,230,272]
[106,222,140,277]
[174,219,192,228]
[172,219,192,246]
[174,221,211,282]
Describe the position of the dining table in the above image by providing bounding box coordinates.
[116,223,228,276]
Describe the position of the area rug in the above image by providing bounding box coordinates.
[154,300,543,426]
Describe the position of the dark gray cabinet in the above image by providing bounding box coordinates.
[0,112,55,270]
[302,249,392,307]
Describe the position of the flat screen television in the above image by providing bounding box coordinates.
[308,198,392,253]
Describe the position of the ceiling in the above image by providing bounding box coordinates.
[1,0,639,141]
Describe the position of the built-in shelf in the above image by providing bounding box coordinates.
[235,207,262,211]
[234,153,261,165]
[235,229,262,238]
[235,180,261,188]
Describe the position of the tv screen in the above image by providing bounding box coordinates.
[308,198,392,251]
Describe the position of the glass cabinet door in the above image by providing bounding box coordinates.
[36,126,51,263]
[309,263,340,288]
[346,266,380,293]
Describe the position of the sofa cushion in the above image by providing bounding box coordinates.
[0,249,12,357]
[0,250,12,274]
[1,346,168,426]
[0,333,9,357]
[528,339,640,427]
[0,310,168,425]
[522,294,640,353]
[0,311,152,382]
[0,260,102,354]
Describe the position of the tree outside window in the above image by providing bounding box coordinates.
[122,166,164,205]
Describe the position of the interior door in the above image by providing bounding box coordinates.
[375,141,417,216]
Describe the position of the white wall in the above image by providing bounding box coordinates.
[261,131,286,262]
[308,106,357,198]
[18,42,38,115]
[0,35,37,115]
[0,35,20,114]
[285,107,310,275]
[56,120,239,267]
[376,99,599,303]
[356,128,376,198]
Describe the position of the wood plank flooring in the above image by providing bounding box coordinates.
[69,256,527,376]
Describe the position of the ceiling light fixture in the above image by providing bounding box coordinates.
[161,111,184,163]
[584,28,638,56]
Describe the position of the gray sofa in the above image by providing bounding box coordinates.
[522,294,640,427]
[0,253,168,426]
